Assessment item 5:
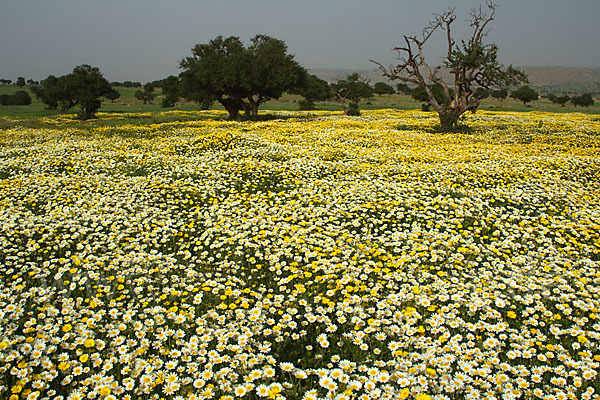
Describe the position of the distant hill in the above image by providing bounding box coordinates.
[310,66,600,94]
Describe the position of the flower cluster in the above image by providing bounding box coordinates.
[0,110,599,400]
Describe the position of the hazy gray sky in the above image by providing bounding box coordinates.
[1,0,599,82]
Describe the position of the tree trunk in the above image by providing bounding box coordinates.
[246,97,260,117]
[438,110,459,131]
[220,98,241,121]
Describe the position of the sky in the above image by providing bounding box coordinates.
[1,0,599,83]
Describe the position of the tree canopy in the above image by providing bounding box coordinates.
[491,88,508,102]
[180,35,307,120]
[330,73,373,116]
[0,90,31,106]
[571,93,594,107]
[294,74,331,110]
[135,83,156,104]
[32,65,114,119]
[371,1,528,130]
[411,83,452,111]
[510,86,539,106]
[160,75,182,108]
[373,82,395,96]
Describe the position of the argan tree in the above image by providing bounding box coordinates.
[373,82,395,96]
[180,35,307,120]
[294,74,331,110]
[32,65,113,119]
[411,83,452,111]
[491,88,508,102]
[159,75,182,108]
[571,93,594,107]
[510,86,538,106]
[135,83,156,104]
[396,83,411,95]
[330,73,373,116]
[371,1,527,130]
[548,94,570,107]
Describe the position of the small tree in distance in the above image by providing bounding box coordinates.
[16,77,26,87]
[32,65,113,119]
[135,83,156,104]
[411,84,452,111]
[396,83,411,95]
[371,1,528,131]
[491,88,508,102]
[548,94,570,107]
[510,86,538,106]
[294,74,331,110]
[571,93,594,107]
[373,82,395,96]
[330,73,373,116]
[104,88,121,102]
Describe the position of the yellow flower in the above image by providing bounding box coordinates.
[98,386,111,396]
[84,338,95,348]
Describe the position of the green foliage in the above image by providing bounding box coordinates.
[135,83,156,104]
[111,81,142,88]
[491,88,508,101]
[548,94,570,106]
[104,88,121,102]
[331,73,372,115]
[474,87,489,100]
[373,82,395,96]
[0,90,32,106]
[160,75,181,108]
[70,65,114,120]
[180,34,307,120]
[396,83,411,95]
[510,86,539,106]
[16,77,26,87]
[31,75,76,111]
[31,65,113,119]
[298,99,316,111]
[294,74,331,107]
[411,84,452,109]
[345,102,361,116]
[571,93,594,107]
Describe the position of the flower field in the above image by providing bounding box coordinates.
[1,109,600,400]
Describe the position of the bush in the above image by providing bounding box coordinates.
[0,90,32,106]
[571,93,594,107]
[345,103,361,116]
[298,99,315,111]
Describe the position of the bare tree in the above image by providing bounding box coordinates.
[371,1,527,130]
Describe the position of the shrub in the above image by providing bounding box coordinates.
[0,90,32,106]
[298,99,315,111]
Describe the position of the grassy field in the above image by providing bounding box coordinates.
[1,84,599,121]
[1,109,599,399]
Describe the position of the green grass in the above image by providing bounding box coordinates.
[1,84,599,124]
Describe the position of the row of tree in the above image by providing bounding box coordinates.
[0,77,39,86]
[12,2,597,125]
[548,93,595,107]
